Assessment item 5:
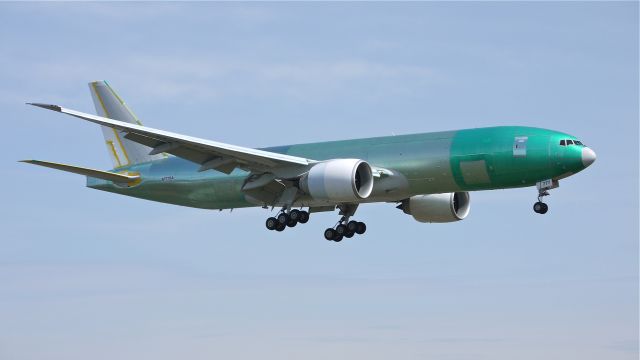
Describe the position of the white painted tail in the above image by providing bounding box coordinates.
[89,81,164,168]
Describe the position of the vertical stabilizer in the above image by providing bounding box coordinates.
[89,81,164,168]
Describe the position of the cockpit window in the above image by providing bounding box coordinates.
[559,139,586,146]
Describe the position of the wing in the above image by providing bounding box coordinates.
[28,103,314,174]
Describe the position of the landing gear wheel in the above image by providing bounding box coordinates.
[533,202,543,213]
[336,224,347,235]
[287,218,298,227]
[334,235,343,242]
[540,202,548,214]
[533,202,549,214]
[266,217,277,230]
[344,231,355,238]
[324,228,336,241]
[355,222,366,235]
[347,220,359,232]
[298,211,310,224]
[289,209,301,222]
[277,213,289,225]
[275,222,286,232]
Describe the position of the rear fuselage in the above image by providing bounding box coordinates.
[87,126,591,209]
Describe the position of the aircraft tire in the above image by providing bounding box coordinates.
[266,217,278,230]
[324,228,336,240]
[298,211,310,224]
[277,213,289,224]
[347,220,359,232]
[289,209,301,221]
[539,203,549,214]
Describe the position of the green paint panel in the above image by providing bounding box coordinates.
[449,126,588,191]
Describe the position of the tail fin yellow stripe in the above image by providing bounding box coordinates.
[104,81,143,126]
[106,140,122,167]
[89,81,165,168]
[91,82,131,166]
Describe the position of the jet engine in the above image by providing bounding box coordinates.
[300,159,374,202]
[398,192,471,223]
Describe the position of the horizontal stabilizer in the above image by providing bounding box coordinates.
[20,160,140,184]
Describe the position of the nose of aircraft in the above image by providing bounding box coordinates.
[582,147,596,167]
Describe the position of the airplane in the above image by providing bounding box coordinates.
[22,81,596,242]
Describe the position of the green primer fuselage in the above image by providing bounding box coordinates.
[87,126,589,209]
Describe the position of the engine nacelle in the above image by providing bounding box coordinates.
[399,192,471,223]
[300,159,374,202]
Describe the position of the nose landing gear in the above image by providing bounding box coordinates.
[533,179,558,215]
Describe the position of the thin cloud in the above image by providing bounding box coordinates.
[0,54,435,105]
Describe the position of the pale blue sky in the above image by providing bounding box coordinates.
[1,2,638,360]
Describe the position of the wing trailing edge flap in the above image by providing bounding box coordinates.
[20,160,140,184]
[122,132,238,174]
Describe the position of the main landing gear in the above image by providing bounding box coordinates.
[324,219,366,242]
[265,204,366,242]
[265,208,310,232]
[323,204,366,242]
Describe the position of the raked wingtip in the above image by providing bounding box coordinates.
[26,103,62,112]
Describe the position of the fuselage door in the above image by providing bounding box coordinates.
[513,136,528,157]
